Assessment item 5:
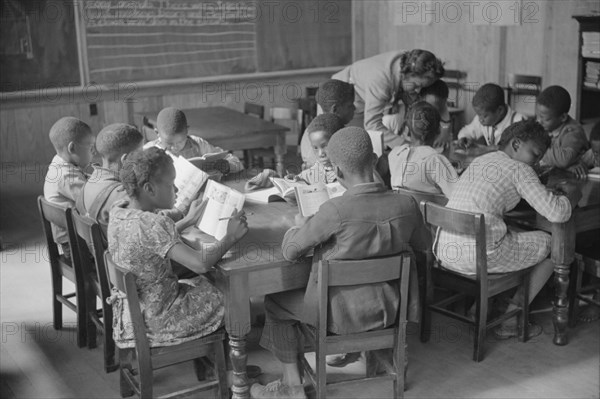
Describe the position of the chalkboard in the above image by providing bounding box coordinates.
[0,0,81,92]
[82,0,351,84]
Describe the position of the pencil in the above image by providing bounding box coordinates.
[219,213,253,221]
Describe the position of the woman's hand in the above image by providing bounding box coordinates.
[225,209,249,242]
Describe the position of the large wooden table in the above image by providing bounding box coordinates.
[447,144,600,345]
[181,187,310,399]
[143,106,290,176]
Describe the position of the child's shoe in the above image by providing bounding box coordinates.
[250,379,306,399]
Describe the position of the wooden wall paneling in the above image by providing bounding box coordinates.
[352,1,365,61]
[101,101,129,126]
[0,108,18,164]
[13,107,44,165]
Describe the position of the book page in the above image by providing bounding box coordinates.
[245,186,281,203]
[588,167,600,180]
[271,177,306,204]
[171,155,209,211]
[198,180,245,240]
[201,151,229,162]
[295,184,331,217]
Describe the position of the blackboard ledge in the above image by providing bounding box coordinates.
[1,66,344,105]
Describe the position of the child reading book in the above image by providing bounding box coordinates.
[144,107,244,174]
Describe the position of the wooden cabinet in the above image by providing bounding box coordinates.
[573,15,600,130]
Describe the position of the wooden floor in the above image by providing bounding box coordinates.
[1,159,599,399]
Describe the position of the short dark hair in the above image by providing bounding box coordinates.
[96,123,143,162]
[156,107,187,136]
[305,113,345,139]
[48,117,92,152]
[537,85,571,116]
[120,147,173,199]
[472,83,505,112]
[405,101,441,145]
[328,127,373,175]
[590,121,600,142]
[420,79,449,100]
[498,119,551,150]
[316,80,355,113]
[400,49,445,79]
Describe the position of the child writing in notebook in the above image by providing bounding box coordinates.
[300,79,355,167]
[144,107,244,174]
[535,85,590,170]
[44,117,95,260]
[107,147,248,348]
[387,101,458,197]
[436,119,581,338]
[457,83,525,149]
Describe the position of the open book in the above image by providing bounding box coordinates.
[295,182,346,217]
[198,180,245,240]
[245,177,306,204]
[170,154,209,212]
[588,166,600,180]
[187,152,229,171]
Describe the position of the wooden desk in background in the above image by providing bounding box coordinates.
[181,186,310,399]
[142,106,290,176]
[447,144,600,345]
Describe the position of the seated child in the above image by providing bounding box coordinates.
[107,147,248,348]
[567,121,600,179]
[457,83,525,148]
[43,117,95,260]
[300,79,355,167]
[76,123,143,235]
[388,101,458,197]
[251,127,431,399]
[536,85,589,169]
[436,119,581,338]
[144,107,244,174]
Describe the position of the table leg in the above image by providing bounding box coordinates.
[274,132,287,177]
[551,220,575,346]
[229,335,250,399]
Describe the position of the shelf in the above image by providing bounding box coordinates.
[582,86,600,93]
[583,56,600,62]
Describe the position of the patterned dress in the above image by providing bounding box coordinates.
[107,202,224,348]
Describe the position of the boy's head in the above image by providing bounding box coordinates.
[535,85,571,132]
[420,79,449,113]
[306,114,345,168]
[48,116,94,167]
[404,101,441,146]
[316,79,355,124]
[156,107,189,154]
[498,119,550,166]
[96,123,144,167]
[328,127,374,181]
[472,83,507,127]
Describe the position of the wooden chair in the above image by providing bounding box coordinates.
[104,251,229,399]
[141,116,158,143]
[299,254,412,399]
[37,196,87,348]
[243,102,266,167]
[568,231,600,327]
[393,187,448,207]
[506,74,542,118]
[72,211,117,373]
[419,201,532,362]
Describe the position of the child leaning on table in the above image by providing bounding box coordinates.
[43,117,95,261]
[300,79,356,167]
[106,147,248,348]
[144,106,244,174]
[387,101,458,197]
[536,85,589,169]
[436,119,581,339]
[457,83,525,149]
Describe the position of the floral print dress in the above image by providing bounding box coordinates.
[107,202,224,348]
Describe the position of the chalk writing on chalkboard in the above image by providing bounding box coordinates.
[83,0,258,84]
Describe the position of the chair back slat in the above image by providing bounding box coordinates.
[38,196,70,229]
[395,187,448,207]
[104,251,128,293]
[324,256,406,287]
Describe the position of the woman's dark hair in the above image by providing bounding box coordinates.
[400,49,445,79]
[498,119,551,150]
[404,101,441,146]
[120,147,173,198]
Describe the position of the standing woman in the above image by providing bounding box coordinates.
[332,49,445,148]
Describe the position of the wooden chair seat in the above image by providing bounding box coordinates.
[300,254,412,398]
[420,201,532,362]
[37,196,87,348]
[104,251,228,399]
[72,211,117,372]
